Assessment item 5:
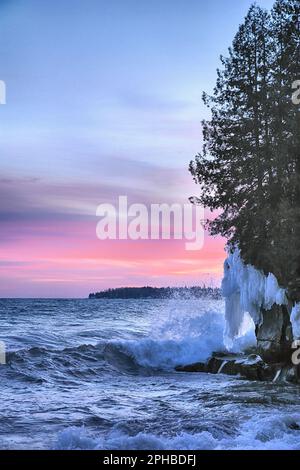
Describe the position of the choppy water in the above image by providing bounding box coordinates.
[0,297,299,450]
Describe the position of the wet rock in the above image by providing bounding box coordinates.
[175,352,298,383]
[236,355,277,381]
[282,365,300,384]
[175,303,300,383]
[256,305,292,363]
[175,362,207,373]
[206,356,226,374]
[218,359,240,376]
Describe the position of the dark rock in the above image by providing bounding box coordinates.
[234,355,277,381]
[211,353,275,381]
[175,362,207,373]
[206,356,225,374]
[283,365,300,384]
[175,352,297,383]
[256,305,292,363]
[219,360,240,376]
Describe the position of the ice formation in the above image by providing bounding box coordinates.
[222,250,287,342]
[291,303,300,339]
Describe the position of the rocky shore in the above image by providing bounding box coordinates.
[176,302,300,384]
[175,351,300,384]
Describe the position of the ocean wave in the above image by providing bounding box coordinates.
[4,306,256,376]
[54,412,300,450]
[107,308,256,370]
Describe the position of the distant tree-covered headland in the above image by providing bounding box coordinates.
[189,0,300,301]
[89,286,221,300]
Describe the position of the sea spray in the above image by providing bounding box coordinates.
[0,299,298,450]
[109,296,256,370]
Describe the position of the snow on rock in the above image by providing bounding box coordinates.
[222,250,287,343]
[291,304,300,339]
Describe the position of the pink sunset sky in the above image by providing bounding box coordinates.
[0,0,274,297]
[0,172,226,298]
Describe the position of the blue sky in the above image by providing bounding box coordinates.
[0,0,276,297]
[1,0,275,179]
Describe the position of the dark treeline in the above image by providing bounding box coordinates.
[190,0,300,301]
[89,286,221,300]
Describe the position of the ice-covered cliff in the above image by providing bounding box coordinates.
[221,250,300,364]
[291,303,300,340]
[222,250,287,339]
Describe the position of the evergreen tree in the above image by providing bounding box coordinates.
[269,0,300,298]
[190,1,300,300]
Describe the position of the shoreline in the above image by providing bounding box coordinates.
[175,351,300,384]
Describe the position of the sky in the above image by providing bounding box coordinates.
[0,0,275,297]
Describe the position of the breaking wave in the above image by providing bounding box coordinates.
[110,308,256,370]
[6,300,256,376]
[55,412,300,450]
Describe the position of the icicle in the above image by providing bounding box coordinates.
[217,360,228,374]
[291,303,300,340]
[222,249,287,343]
[273,369,281,383]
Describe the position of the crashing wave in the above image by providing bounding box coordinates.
[54,412,300,450]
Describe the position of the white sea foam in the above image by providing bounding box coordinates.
[3,298,299,451]
[54,412,300,450]
[108,298,256,370]
[52,296,298,452]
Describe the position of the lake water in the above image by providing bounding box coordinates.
[0,297,299,450]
